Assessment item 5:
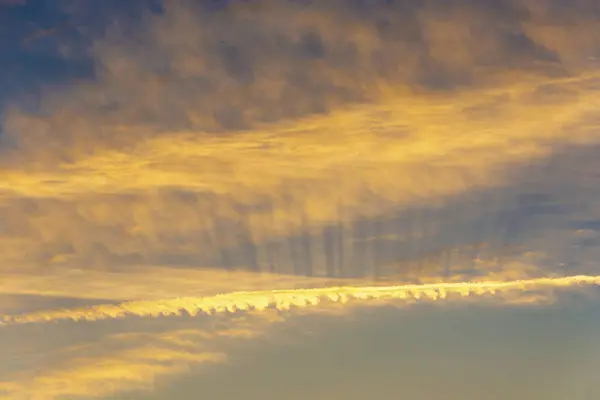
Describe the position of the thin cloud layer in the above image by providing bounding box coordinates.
[1,3,600,398]
[1,1,600,276]
[1,272,596,399]
[3,0,600,157]
[2,71,600,276]
[0,313,283,399]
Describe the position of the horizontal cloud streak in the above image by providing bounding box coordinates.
[3,274,598,326]
[2,271,596,399]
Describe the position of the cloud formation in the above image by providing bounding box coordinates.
[0,0,599,278]
[2,71,600,276]
[3,274,598,326]
[1,2,600,397]
[1,271,597,399]
[0,313,282,399]
[3,0,600,155]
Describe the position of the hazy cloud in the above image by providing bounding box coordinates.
[2,2,600,397]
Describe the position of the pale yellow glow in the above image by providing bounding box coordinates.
[0,266,356,302]
[2,275,597,326]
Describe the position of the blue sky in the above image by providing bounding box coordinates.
[1,1,86,111]
[0,0,167,117]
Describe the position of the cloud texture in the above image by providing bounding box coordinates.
[1,0,600,277]
[2,1,600,398]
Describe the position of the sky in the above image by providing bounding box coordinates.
[1,0,600,399]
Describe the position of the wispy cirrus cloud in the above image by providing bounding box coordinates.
[0,314,278,399]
